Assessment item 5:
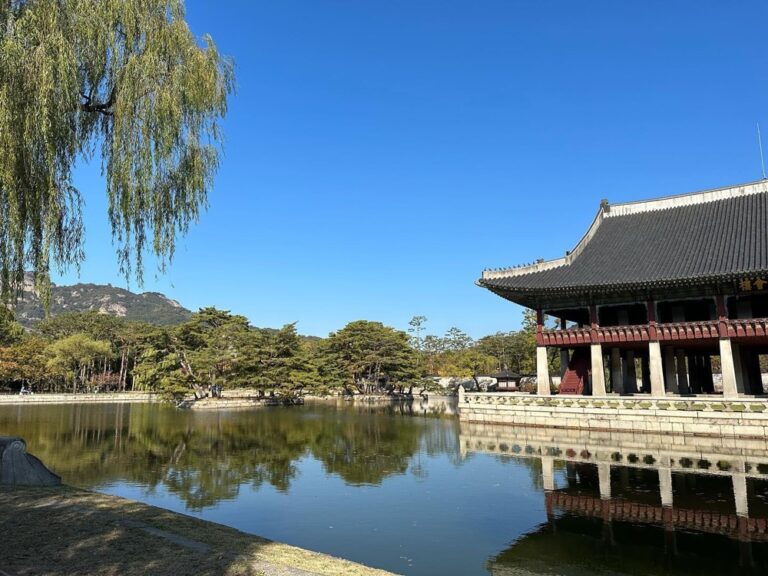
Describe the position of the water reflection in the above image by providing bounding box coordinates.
[461,423,768,575]
[2,402,768,575]
[0,402,458,509]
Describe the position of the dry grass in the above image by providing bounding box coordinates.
[0,486,397,576]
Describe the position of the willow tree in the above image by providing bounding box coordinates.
[0,0,234,303]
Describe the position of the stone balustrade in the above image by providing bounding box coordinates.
[460,392,768,438]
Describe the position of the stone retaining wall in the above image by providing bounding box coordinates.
[459,391,768,438]
[0,392,158,405]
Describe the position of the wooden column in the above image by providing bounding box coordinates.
[647,299,658,340]
[559,317,569,377]
[560,349,570,378]
[664,348,678,394]
[716,294,729,337]
[640,353,651,393]
[686,353,701,394]
[589,305,599,341]
[610,348,623,394]
[622,350,638,393]
[702,355,715,393]
[675,349,690,394]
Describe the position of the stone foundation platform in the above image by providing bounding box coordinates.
[459,391,768,438]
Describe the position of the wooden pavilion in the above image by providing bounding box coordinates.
[478,181,768,397]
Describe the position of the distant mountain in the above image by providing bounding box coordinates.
[13,275,192,328]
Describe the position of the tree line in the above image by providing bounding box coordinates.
[0,306,544,400]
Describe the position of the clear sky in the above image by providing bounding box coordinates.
[58,0,768,339]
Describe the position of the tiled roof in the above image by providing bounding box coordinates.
[479,181,768,297]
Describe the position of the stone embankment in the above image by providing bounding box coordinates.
[459,389,768,438]
[0,392,157,405]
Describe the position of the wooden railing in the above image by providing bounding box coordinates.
[656,320,720,341]
[596,324,652,344]
[727,317,768,338]
[539,318,768,346]
[538,327,592,347]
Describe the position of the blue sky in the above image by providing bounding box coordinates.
[59,0,768,339]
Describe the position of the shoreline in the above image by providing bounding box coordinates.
[0,391,159,405]
[0,485,397,576]
[0,391,453,408]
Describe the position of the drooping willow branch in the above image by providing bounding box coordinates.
[0,0,234,306]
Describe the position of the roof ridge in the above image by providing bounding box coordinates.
[604,179,768,218]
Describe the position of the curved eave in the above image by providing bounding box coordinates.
[477,269,768,306]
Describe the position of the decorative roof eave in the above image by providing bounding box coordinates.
[478,269,768,299]
[482,203,605,281]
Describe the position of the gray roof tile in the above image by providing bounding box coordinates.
[479,184,768,295]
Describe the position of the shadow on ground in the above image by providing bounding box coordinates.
[0,486,394,576]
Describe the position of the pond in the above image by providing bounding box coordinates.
[1,400,768,575]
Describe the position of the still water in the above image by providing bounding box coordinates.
[1,400,768,575]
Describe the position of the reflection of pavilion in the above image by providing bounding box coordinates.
[539,459,763,538]
[488,463,768,575]
[460,422,768,574]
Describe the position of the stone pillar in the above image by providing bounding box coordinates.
[720,338,740,399]
[541,456,555,491]
[591,344,607,396]
[675,349,690,394]
[610,348,623,394]
[733,474,749,517]
[659,467,673,507]
[598,462,612,499]
[537,346,551,395]
[458,384,465,404]
[623,350,638,393]
[664,347,678,394]
[649,342,665,397]
[560,348,570,378]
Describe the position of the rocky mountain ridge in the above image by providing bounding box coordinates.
[13,276,192,328]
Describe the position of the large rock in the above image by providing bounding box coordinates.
[0,437,61,486]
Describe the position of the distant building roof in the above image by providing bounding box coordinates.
[478,180,768,306]
[490,371,522,380]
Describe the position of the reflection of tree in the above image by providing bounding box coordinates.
[0,403,460,509]
[310,411,422,485]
